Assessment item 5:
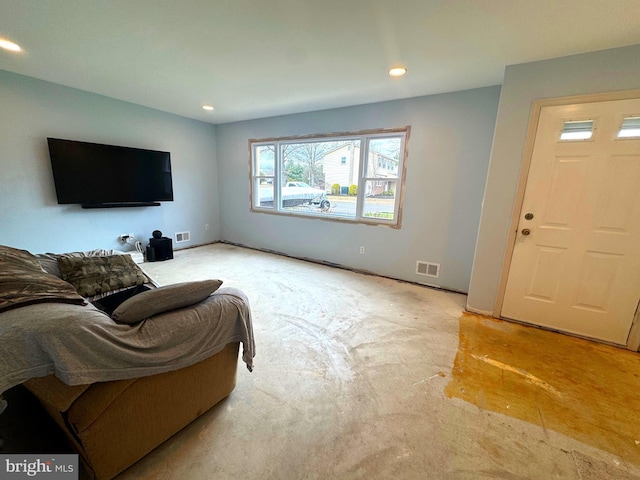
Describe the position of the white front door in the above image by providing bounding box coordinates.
[501,98,640,345]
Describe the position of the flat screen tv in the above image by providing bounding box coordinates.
[47,138,173,208]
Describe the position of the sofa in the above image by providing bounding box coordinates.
[0,245,255,479]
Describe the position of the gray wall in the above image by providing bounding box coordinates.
[0,70,220,254]
[467,44,640,314]
[216,86,501,293]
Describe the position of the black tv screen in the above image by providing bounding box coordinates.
[47,138,173,208]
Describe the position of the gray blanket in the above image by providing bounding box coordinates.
[0,287,255,395]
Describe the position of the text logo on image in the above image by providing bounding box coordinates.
[1,455,78,479]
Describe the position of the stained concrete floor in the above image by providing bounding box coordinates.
[2,243,640,479]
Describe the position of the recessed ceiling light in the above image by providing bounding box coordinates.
[202,105,214,111]
[0,38,22,52]
[388,66,407,77]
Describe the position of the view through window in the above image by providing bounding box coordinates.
[250,128,408,226]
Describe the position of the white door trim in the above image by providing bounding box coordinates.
[494,88,640,350]
[628,302,640,352]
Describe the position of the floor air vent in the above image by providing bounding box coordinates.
[175,231,190,243]
[416,261,440,278]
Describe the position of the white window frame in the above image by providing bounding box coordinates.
[249,127,409,228]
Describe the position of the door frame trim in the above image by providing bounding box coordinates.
[628,302,640,352]
[494,89,640,350]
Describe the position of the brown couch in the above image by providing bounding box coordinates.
[24,341,239,479]
[0,245,254,479]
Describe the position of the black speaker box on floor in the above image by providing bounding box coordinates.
[148,237,173,261]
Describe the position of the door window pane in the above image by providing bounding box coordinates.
[560,120,593,140]
[617,116,640,138]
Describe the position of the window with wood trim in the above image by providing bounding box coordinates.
[250,128,409,227]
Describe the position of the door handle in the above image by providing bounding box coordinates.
[521,228,531,236]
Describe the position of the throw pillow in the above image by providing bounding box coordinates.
[0,245,86,312]
[58,254,148,298]
[36,249,117,278]
[111,279,223,324]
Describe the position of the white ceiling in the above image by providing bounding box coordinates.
[1,0,640,125]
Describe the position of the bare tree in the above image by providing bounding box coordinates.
[264,144,312,182]
[284,141,347,187]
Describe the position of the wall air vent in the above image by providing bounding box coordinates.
[175,231,190,243]
[416,261,440,278]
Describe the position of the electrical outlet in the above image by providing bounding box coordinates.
[119,233,134,243]
[360,246,365,254]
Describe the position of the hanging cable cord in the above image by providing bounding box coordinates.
[125,236,144,254]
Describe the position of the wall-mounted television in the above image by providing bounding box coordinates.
[47,138,174,208]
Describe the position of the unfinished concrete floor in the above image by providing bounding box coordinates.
[2,243,640,479]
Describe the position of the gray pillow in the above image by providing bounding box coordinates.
[111,279,223,324]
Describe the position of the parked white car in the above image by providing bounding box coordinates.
[259,182,330,209]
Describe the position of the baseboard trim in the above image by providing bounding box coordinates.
[217,240,468,296]
[465,305,494,317]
